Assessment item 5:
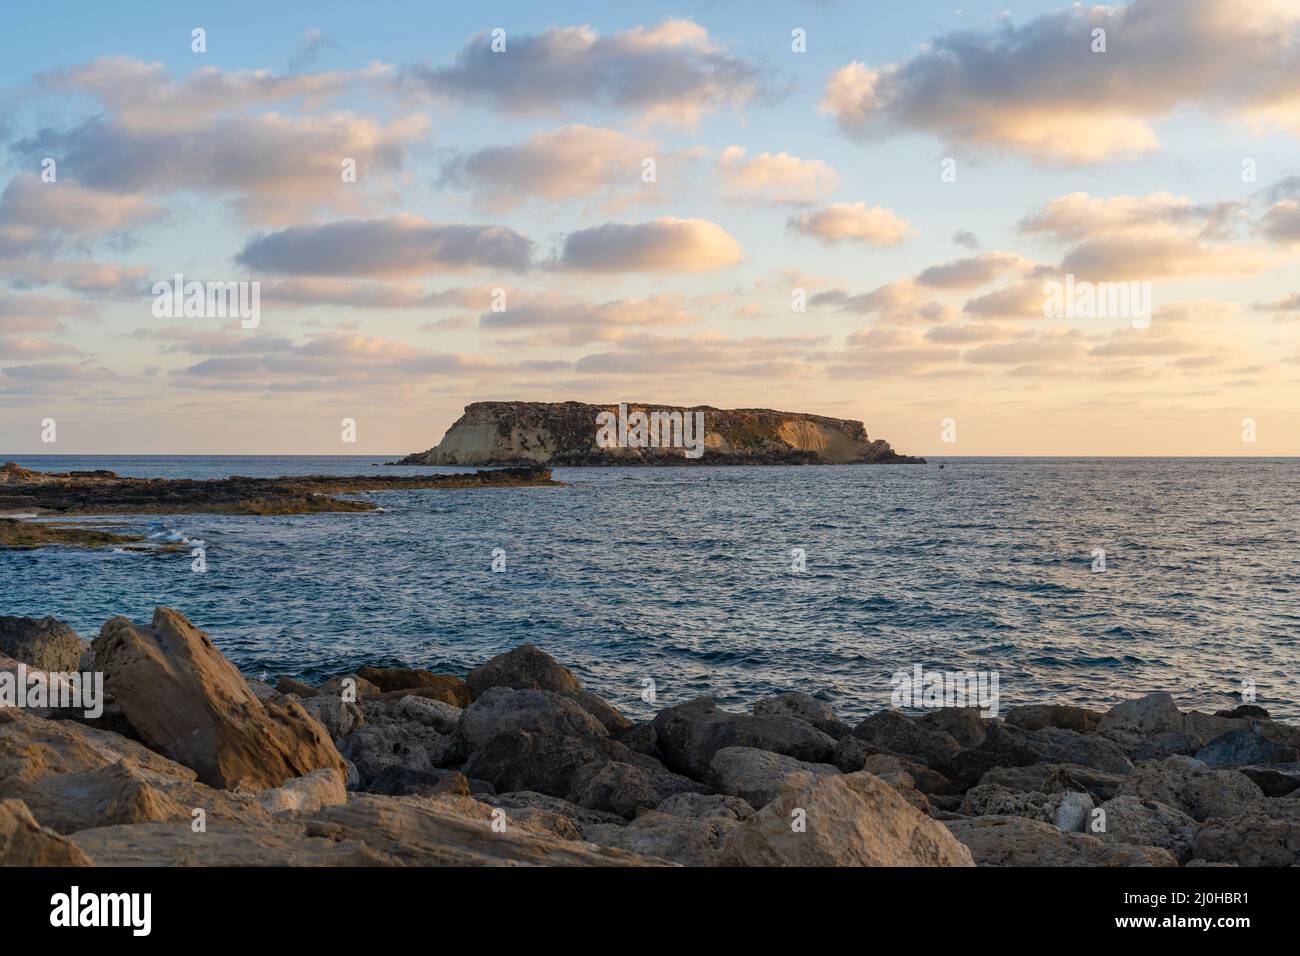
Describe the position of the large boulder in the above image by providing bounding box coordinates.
[94,607,347,790]
[339,721,458,785]
[299,695,364,740]
[752,692,850,739]
[1192,797,1300,866]
[1095,795,1196,863]
[583,794,755,867]
[0,616,88,671]
[466,644,630,733]
[567,759,704,819]
[457,687,608,752]
[719,770,975,867]
[0,799,94,866]
[918,707,989,749]
[1097,692,1185,737]
[1116,756,1263,821]
[355,666,469,706]
[958,783,1094,831]
[955,724,1133,781]
[461,729,652,798]
[1194,727,1297,768]
[851,711,961,770]
[945,816,1179,866]
[707,746,838,809]
[257,767,349,814]
[654,697,836,781]
[1004,703,1102,733]
[979,763,1128,802]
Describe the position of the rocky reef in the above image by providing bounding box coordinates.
[0,461,556,531]
[394,401,925,466]
[2,608,1296,867]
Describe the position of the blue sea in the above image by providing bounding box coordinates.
[3,455,1297,722]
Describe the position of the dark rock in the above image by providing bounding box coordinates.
[275,677,318,698]
[456,687,607,753]
[1004,703,1102,733]
[1193,797,1300,866]
[706,746,838,808]
[365,766,470,798]
[752,692,851,739]
[461,730,646,798]
[567,759,705,819]
[851,711,960,771]
[653,697,836,781]
[614,721,662,760]
[1194,727,1298,768]
[918,707,988,749]
[1214,704,1270,720]
[465,644,630,733]
[1237,764,1300,797]
[0,616,87,672]
[1117,756,1263,821]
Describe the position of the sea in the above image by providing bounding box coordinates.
[3,455,1297,722]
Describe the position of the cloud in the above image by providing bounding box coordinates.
[0,175,163,254]
[819,0,1300,162]
[952,230,980,250]
[556,217,742,273]
[261,278,495,310]
[0,257,150,295]
[38,56,384,128]
[718,146,839,205]
[813,279,956,324]
[403,19,765,128]
[1260,199,1300,243]
[479,293,697,344]
[17,112,429,224]
[917,252,1031,289]
[787,202,910,246]
[443,125,658,209]
[236,215,534,277]
[1254,292,1300,314]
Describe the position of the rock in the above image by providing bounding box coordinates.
[465,644,630,733]
[457,687,608,753]
[245,679,277,702]
[1194,727,1297,768]
[653,792,755,823]
[483,790,625,829]
[945,816,1178,866]
[342,757,360,790]
[1183,711,1251,746]
[275,677,317,698]
[303,794,663,866]
[1237,764,1300,797]
[1215,704,1269,719]
[918,707,988,748]
[615,721,662,760]
[653,697,837,781]
[851,711,960,770]
[963,724,1133,777]
[318,673,381,699]
[1117,756,1263,821]
[299,695,364,740]
[979,763,1128,801]
[719,770,974,867]
[832,734,878,772]
[1004,703,1102,733]
[707,747,839,809]
[94,609,347,790]
[1095,795,1196,863]
[861,754,916,790]
[365,766,470,798]
[1054,791,1094,832]
[258,768,349,814]
[339,722,458,785]
[17,759,190,833]
[1097,692,1185,736]
[1123,732,1202,762]
[1193,797,1300,866]
[959,784,1053,820]
[461,729,653,798]
[0,616,87,671]
[753,692,850,739]
[0,799,94,865]
[584,803,743,867]
[355,666,470,707]
[395,695,462,734]
[567,760,706,819]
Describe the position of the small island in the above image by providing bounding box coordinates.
[393,401,926,466]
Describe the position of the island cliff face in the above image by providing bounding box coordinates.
[396,401,925,466]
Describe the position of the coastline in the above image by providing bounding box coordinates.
[2,607,1296,867]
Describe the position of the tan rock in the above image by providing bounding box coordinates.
[257,768,348,815]
[946,816,1179,866]
[95,608,346,790]
[0,799,93,865]
[719,770,975,866]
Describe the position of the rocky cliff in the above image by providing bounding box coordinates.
[395,401,924,466]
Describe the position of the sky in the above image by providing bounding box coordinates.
[0,0,1297,456]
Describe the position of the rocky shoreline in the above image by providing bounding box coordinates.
[2,608,1297,867]
[0,463,557,548]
